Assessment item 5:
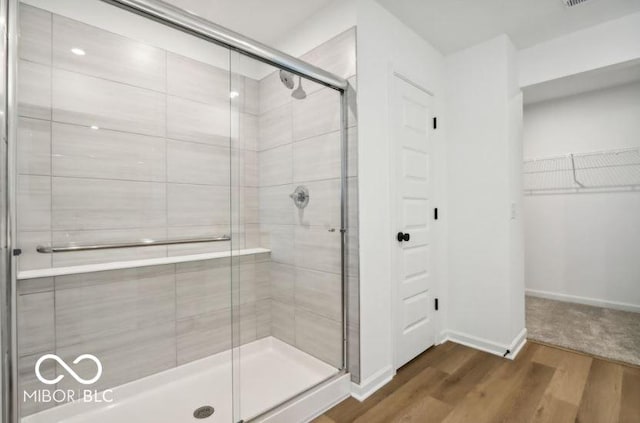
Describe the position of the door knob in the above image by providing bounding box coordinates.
[397,232,410,242]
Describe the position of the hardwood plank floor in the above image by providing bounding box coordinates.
[316,341,640,423]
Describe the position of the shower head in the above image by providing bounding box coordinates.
[279,70,295,89]
[292,76,307,100]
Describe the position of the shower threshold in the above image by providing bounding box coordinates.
[22,337,338,423]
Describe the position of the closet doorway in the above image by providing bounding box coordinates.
[522,61,640,366]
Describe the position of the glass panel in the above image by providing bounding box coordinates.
[230,51,344,421]
[15,1,234,421]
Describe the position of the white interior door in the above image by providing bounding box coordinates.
[391,75,435,369]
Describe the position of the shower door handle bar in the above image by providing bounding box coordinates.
[36,236,231,253]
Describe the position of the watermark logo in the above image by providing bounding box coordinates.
[25,353,113,405]
[35,354,103,385]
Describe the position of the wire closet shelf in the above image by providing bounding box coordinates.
[523,147,640,195]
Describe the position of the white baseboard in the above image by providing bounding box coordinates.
[349,327,529,403]
[526,289,640,314]
[507,328,528,360]
[442,328,528,360]
[436,330,449,345]
[350,365,394,402]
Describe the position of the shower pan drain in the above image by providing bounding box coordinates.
[193,406,215,419]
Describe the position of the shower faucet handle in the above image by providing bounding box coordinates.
[289,185,310,209]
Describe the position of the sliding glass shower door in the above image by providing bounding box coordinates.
[229,51,346,421]
[15,0,237,421]
[9,1,349,422]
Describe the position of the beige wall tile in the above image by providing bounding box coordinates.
[175,258,231,319]
[17,175,51,231]
[19,352,56,416]
[19,60,51,120]
[270,262,294,303]
[235,302,257,346]
[52,123,166,181]
[259,144,292,187]
[293,131,341,183]
[55,265,176,347]
[240,113,259,151]
[259,224,294,265]
[256,299,271,339]
[18,291,55,356]
[18,117,51,176]
[53,15,166,91]
[295,309,342,368]
[292,88,341,141]
[295,268,342,321]
[56,323,176,394]
[19,4,52,65]
[294,225,341,274]
[271,300,294,345]
[167,96,229,146]
[177,308,231,365]
[52,69,166,136]
[17,277,54,296]
[259,184,294,225]
[52,177,167,230]
[167,52,229,104]
[167,140,230,185]
[258,103,292,151]
[259,70,292,114]
[243,77,260,115]
[167,183,230,227]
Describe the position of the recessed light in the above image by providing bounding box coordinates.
[90,125,99,130]
[71,48,86,56]
[229,91,240,99]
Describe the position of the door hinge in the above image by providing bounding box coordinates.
[434,208,438,220]
[433,117,437,130]
[435,298,439,311]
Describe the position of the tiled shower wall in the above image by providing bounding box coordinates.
[16,4,266,416]
[257,28,359,378]
[16,5,359,417]
[16,4,260,272]
[17,254,269,416]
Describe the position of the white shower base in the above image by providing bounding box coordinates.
[23,337,339,423]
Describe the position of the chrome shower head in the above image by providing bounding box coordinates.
[292,76,307,100]
[279,70,295,89]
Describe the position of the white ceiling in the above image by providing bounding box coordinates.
[376,0,640,54]
[166,0,334,45]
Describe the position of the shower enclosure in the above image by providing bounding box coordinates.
[0,0,356,421]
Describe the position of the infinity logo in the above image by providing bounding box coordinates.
[35,354,103,385]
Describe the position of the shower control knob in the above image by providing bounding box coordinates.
[397,232,410,242]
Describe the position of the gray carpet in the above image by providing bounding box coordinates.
[526,296,640,366]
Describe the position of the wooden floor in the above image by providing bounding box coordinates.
[315,341,640,423]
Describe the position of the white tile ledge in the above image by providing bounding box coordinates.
[17,248,271,280]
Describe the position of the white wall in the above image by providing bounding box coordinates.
[444,35,526,356]
[523,83,640,312]
[354,0,447,397]
[524,82,640,157]
[519,12,640,88]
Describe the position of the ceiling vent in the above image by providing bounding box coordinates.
[563,0,591,7]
